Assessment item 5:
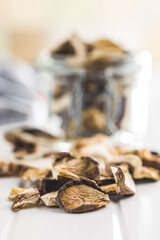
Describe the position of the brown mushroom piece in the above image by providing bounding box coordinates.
[53,156,100,182]
[110,154,159,181]
[36,178,64,195]
[8,187,40,211]
[0,157,53,177]
[131,149,160,170]
[4,127,58,160]
[57,178,110,213]
[52,152,75,168]
[41,192,58,207]
[111,165,136,195]
[0,160,26,176]
[22,169,51,182]
[71,134,117,163]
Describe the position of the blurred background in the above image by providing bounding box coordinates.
[0,0,160,149]
[0,0,160,62]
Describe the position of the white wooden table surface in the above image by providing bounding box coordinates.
[1,66,160,240]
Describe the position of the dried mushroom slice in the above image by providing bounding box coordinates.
[111,165,136,195]
[0,156,53,177]
[54,156,100,182]
[71,134,116,163]
[51,39,75,56]
[131,149,160,170]
[37,178,64,195]
[52,152,75,168]
[8,187,28,200]
[57,178,110,213]
[110,154,159,181]
[9,187,40,211]
[139,166,159,181]
[5,127,58,158]
[22,169,51,182]
[41,192,58,207]
[13,145,52,161]
[0,160,26,176]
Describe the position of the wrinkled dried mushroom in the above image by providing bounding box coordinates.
[71,134,117,161]
[57,178,110,213]
[52,152,75,168]
[111,165,136,195]
[131,149,160,170]
[8,187,40,211]
[53,156,100,182]
[5,127,58,159]
[41,192,58,207]
[0,160,26,176]
[110,154,159,181]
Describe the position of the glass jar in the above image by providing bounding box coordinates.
[38,51,152,142]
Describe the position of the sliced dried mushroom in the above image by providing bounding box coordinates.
[37,178,64,195]
[41,192,58,207]
[131,149,160,170]
[13,145,52,161]
[139,166,159,181]
[0,160,26,176]
[8,187,28,200]
[22,169,51,182]
[111,165,136,195]
[110,154,159,181]
[57,178,110,213]
[82,108,106,132]
[52,152,75,168]
[8,187,40,211]
[0,157,53,177]
[54,156,100,182]
[5,127,58,159]
[71,134,116,162]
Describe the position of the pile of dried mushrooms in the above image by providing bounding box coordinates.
[1,127,160,213]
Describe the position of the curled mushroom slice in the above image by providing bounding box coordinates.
[0,156,53,177]
[13,145,52,161]
[111,165,136,195]
[5,127,58,160]
[71,134,117,163]
[110,154,159,181]
[139,166,159,181]
[52,152,75,168]
[131,149,160,170]
[8,187,40,211]
[41,192,58,207]
[57,178,110,213]
[0,160,26,176]
[22,169,51,182]
[36,179,64,195]
[5,127,57,146]
[8,187,28,200]
[54,156,100,182]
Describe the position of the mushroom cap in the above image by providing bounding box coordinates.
[57,178,110,213]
